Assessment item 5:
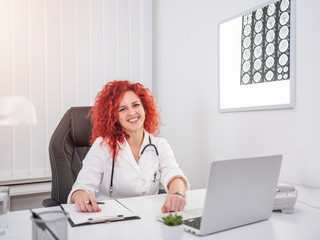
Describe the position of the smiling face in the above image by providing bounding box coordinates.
[118,91,145,136]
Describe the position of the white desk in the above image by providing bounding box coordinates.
[3,186,320,240]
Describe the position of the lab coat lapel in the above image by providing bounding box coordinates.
[137,131,152,167]
[121,139,141,173]
[139,131,150,156]
[120,131,150,172]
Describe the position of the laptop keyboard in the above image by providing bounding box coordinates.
[183,217,202,230]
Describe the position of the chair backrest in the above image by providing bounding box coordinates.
[49,106,92,204]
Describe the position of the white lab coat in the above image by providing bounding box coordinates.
[67,131,189,202]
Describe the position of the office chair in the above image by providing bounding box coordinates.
[42,106,92,207]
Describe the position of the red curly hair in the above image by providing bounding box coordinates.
[90,80,160,160]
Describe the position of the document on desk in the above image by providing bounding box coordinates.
[61,199,140,227]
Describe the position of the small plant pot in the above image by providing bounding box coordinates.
[161,224,184,240]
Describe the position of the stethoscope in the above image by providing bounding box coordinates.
[109,136,159,196]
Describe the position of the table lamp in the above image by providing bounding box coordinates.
[0,96,37,126]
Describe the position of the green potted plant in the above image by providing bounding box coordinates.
[161,214,184,240]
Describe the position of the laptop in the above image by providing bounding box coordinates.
[169,155,282,236]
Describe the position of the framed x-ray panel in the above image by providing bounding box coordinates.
[218,0,295,112]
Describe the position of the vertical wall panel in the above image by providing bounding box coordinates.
[28,0,46,175]
[152,0,158,97]
[103,0,117,83]
[117,0,130,79]
[140,0,153,90]
[0,0,13,178]
[129,0,141,82]
[60,0,76,113]
[12,0,30,176]
[75,0,91,106]
[90,0,104,103]
[44,0,61,173]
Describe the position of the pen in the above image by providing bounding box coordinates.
[85,201,106,205]
[88,215,124,223]
[153,171,157,182]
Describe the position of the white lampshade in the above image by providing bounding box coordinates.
[0,96,37,126]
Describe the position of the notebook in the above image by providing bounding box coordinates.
[166,155,282,236]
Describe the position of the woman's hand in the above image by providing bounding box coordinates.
[71,190,101,212]
[161,193,186,213]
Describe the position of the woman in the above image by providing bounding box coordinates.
[68,80,189,213]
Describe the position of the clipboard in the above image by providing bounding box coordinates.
[60,199,140,227]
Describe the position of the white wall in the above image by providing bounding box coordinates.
[0,0,153,182]
[155,0,320,189]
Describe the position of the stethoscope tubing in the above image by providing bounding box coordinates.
[109,136,159,196]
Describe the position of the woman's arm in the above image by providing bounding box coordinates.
[161,177,187,213]
[67,137,107,212]
[155,137,189,213]
[167,177,187,195]
[156,137,190,192]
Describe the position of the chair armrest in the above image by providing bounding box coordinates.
[42,198,61,207]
